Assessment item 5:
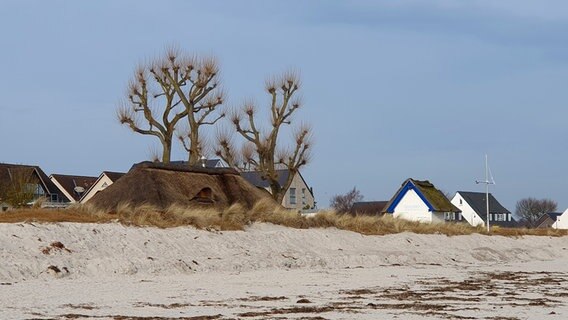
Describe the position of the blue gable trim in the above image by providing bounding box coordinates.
[386,180,435,213]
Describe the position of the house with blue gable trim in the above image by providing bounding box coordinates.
[382,178,461,223]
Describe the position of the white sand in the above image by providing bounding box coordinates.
[0,222,567,319]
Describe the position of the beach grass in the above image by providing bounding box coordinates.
[0,200,566,237]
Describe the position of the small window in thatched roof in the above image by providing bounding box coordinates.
[193,187,214,204]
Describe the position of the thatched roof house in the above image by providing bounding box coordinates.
[88,162,276,212]
[382,178,461,223]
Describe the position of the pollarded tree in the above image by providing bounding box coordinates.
[118,49,224,164]
[515,197,558,227]
[173,56,224,165]
[216,72,312,203]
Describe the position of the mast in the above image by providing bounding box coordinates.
[476,154,494,233]
[485,155,490,232]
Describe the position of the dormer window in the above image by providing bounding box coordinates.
[193,188,214,203]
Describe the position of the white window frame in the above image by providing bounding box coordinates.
[290,188,297,205]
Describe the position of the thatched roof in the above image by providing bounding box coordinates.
[383,178,460,214]
[88,162,276,212]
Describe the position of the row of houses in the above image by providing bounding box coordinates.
[0,161,316,211]
[0,162,124,211]
[2,161,566,230]
[351,178,568,230]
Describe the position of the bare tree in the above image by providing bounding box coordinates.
[330,187,364,213]
[515,197,558,227]
[0,168,37,208]
[173,56,225,165]
[118,49,224,164]
[216,72,311,202]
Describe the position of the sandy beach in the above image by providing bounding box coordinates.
[1,222,567,319]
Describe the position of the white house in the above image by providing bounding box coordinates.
[241,169,315,210]
[382,178,461,223]
[553,208,568,229]
[451,191,517,228]
[80,171,124,203]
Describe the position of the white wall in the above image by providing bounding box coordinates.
[392,189,432,223]
[80,175,114,203]
[451,193,484,227]
[554,208,568,229]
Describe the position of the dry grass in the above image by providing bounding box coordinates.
[0,199,566,237]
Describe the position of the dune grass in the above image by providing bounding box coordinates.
[0,199,566,237]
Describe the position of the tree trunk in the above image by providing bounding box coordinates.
[187,130,200,166]
[162,137,172,164]
[270,183,284,203]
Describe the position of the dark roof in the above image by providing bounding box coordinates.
[384,178,460,214]
[457,191,511,216]
[457,191,517,227]
[0,163,67,202]
[240,169,314,198]
[241,170,290,189]
[351,201,388,215]
[103,171,125,182]
[534,212,562,228]
[546,212,563,220]
[50,174,98,202]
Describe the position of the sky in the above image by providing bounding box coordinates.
[1,1,567,212]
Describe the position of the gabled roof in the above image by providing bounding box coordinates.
[456,191,511,216]
[0,163,67,201]
[102,171,125,182]
[80,171,125,202]
[50,174,98,202]
[383,178,460,214]
[240,169,314,197]
[535,212,562,228]
[351,201,388,215]
[456,191,517,227]
[241,170,290,189]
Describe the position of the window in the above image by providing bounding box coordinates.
[459,199,463,205]
[290,188,297,205]
[51,194,58,202]
[302,188,306,205]
[193,188,213,203]
[26,183,45,199]
[444,212,456,221]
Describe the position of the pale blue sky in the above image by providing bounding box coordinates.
[1,1,567,212]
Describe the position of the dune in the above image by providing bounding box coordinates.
[0,222,567,319]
